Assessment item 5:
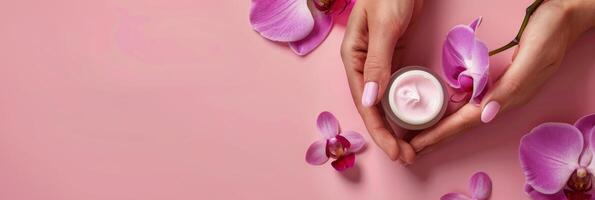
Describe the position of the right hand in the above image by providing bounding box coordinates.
[340,0,423,164]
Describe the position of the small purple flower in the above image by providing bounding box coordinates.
[520,114,595,200]
[442,17,490,104]
[305,111,365,171]
[249,0,353,55]
[441,172,493,200]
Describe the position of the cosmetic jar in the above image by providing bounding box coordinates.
[382,66,448,130]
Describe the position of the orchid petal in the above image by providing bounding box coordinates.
[441,46,465,88]
[442,25,475,88]
[588,114,595,169]
[469,172,492,200]
[249,0,314,42]
[317,111,340,139]
[442,18,489,104]
[440,193,470,200]
[469,72,488,104]
[581,148,593,168]
[525,185,567,200]
[458,74,474,92]
[469,17,483,31]
[342,130,365,153]
[331,153,355,171]
[579,114,595,166]
[456,72,487,104]
[469,39,490,75]
[305,140,329,165]
[588,127,595,173]
[520,123,583,194]
[575,113,595,145]
[445,25,476,65]
[459,40,489,104]
[289,9,333,55]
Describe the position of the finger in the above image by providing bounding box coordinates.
[341,5,401,161]
[410,103,481,152]
[398,139,416,165]
[360,104,401,160]
[361,10,406,107]
[479,25,550,124]
[385,119,416,164]
[344,51,401,160]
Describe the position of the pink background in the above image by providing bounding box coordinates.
[1,0,594,199]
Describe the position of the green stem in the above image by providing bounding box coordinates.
[488,0,545,56]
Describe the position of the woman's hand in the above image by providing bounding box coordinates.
[410,0,595,154]
[341,0,423,164]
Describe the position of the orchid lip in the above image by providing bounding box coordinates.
[326,135,350,158]
[312,0,335,12]
[567,167,592,192]
[312,0,350,15]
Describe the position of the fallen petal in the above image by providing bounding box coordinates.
[331,153,355,171]
[342,130,365,153]
[250,0,314,42]
[317,111,340,139]
[440,193,470,200]
[520,123,583,194]
[469,172,492,200]
[289,9,333,55]
[306,140,329,165]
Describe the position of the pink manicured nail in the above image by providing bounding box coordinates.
[481,101,501,123]
[362,82,378,107]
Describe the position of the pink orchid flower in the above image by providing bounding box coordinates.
[520,113,595,200]
[249,0,352,55]
[442,17,490,104]
[305,111,365,171]
[441,172,493,200]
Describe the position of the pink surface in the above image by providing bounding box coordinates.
[0,0,594,199]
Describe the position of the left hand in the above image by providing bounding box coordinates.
[410,0,595,154]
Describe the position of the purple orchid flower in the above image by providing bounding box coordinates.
[305,111,365,171]
[249,0,353,55]
[520,113,595,200]
[442,17,490,104]
[441,172,493,200]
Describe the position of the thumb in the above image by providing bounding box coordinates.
[361,20,401,107]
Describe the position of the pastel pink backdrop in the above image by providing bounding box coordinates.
[0,0,594,199]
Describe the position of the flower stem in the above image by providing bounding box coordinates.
[489,0,545,56]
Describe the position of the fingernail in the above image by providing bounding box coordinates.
[481,101,501,123]
[362,82,378,107]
